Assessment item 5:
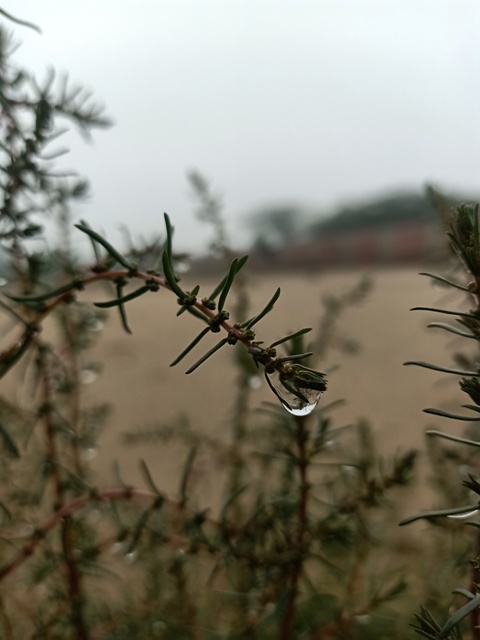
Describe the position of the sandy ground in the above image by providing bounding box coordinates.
[1,266,471,511]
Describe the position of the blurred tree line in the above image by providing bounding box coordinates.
[246,190,476,254]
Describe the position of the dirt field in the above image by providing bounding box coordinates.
[2,266,470,509]
[70,267,468,497]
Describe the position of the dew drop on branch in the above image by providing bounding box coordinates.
[80,369,98,384]
[282,400,319,417]
[81,447,98,461]
[267,370,322,417]
[247,374,262,390]
[124,550,138,564]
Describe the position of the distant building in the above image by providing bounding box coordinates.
[270,193,453,269]
[296,218,446,267]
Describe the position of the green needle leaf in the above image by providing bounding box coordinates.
[276,352,313,363]
[218,258,238,312]
[0,420,20,458]
[139,459,161,495]
[461,404,480,413]
[220,484,249,521]
[94,285,152,308]
[116,281,132,334]
[426,322,476,339]
[404,361,480,377]
[411,306,477,319]
[127,503,161,554]
[77,218,102,263]
[245,288,281,329]
[179,446,198,506]
[452,588,475,600]
[270,328,312,348]
[419,272,471,293]
[185,337,229,374]
[5,280,82,304]
[207,258,247,301]
[423,408,480,421]
[163,212,174,258]
[0,328,36,379]
[426,430,480,447]
[75,222,134,270]
[235,255,249,273]
[0,8,41,32]
[186,306,210,323]
[400,503,480,526]
[208,274,228,302]
[161,251,186,298]
[170,326,211,367]
[112,460,128,489]
[439,593,480,638]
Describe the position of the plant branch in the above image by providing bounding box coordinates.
[280,416,310,640]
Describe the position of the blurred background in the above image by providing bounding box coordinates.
[5,0,479,258]
[1,1,478,494]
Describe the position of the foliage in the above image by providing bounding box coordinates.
[0,19,421,639]
[402,203,480,639]
[0,10,479,640]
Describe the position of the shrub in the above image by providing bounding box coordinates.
[0,10,478,640]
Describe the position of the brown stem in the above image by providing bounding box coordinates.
[38,346,89,639]
[0,487,218,582]
[280,416,310,640]
[61,310,84,478]
[2,267,283,377]
[62,518,88,640]
[38,346,64,507]
[338,508,369,638]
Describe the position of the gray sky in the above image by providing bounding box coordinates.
[6,1,480,253]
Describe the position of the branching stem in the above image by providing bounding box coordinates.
[280,417,310,640]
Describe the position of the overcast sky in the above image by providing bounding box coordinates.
[5,1,480,253]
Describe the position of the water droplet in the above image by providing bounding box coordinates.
[110,541,125,555]
[81,447,98,461]
[267,370,322,416]
[80,369,98,385]
[355,614,371,626]
[248,374,262,390]
[341,464,357,475]
[90,319,104,332]
[282,400,319,417]
[124,550,138,564]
